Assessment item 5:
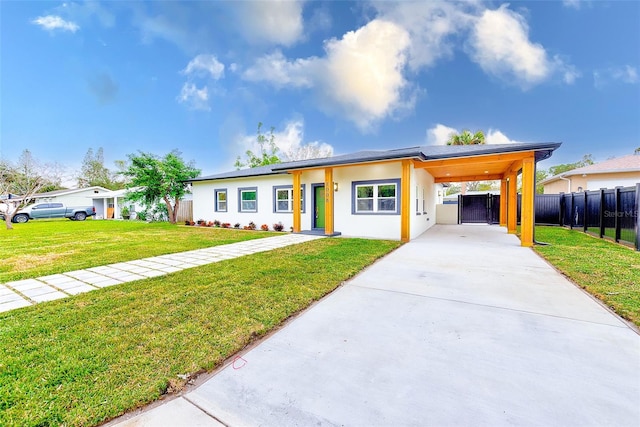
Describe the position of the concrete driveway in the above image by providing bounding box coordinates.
[114,225,640,427]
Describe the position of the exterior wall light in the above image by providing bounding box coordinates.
[334,182,339,192]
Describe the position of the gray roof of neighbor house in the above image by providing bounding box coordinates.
[189,142,561,182]
[540,154,640,185]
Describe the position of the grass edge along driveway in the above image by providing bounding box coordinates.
[0,237,401,427]
[533,226,640,327]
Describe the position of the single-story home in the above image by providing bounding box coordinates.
[541,154,640,194]
[32,186,111,206]
[189,142,561,246]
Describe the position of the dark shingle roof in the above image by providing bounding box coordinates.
[189,142,561,182]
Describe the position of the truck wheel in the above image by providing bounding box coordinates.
[74,212,87,221]
[13,214,29,223]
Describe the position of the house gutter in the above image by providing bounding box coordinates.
[558,175,571,193]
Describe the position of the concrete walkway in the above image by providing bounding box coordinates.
[108,225,640,427]
[0,234,323,314]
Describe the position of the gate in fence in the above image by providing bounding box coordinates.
[458,194,500,225]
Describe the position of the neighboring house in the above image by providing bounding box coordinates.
[442,190,501,204]
[91,188,142,219]
[32,186,111,206]
[541,154,640,194]
[189,142,561,246]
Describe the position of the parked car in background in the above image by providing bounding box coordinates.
[1,203,96,223]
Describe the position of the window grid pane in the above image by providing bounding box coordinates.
[355,182,398,214]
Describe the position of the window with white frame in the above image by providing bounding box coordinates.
[215,189,227,212]
[352,179,401,214]
[238,187,257,212]
[273,185,305,213]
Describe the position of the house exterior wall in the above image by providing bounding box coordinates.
[543,171,640,194]
[192,161,439,240]
[192,174,297,229]
[410,167,437,239]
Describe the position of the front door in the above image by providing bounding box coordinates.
[314,185,325,229]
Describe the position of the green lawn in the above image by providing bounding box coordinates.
[0,219,278,283]
[0,235,401,427]
[534,226,640,326]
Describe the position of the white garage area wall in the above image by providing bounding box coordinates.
[587,178,640,190]
[191,174,297,230]
[411,167,437,239]
[330,162,403,240]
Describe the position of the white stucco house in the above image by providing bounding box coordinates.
[189,142,561,245]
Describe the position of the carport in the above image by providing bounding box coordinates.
[415,143,561,246]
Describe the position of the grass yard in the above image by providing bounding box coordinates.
[534,226,640,326]
[0,219,278,283]
[0,237,401,427]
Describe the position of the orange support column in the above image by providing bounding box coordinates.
[324,168,334,236]
[499,178,507,226]
[292,171,301,233]
[507,171,518,234]
[401,160,411,242]
[520,155,535,247]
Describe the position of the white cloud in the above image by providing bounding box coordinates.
[373,1,471,71]
[467,6,553,88]
[176,83,210,111]
[182,54,225,80]
[243,51,317,88]
[235,0,304,46]
[562,0,582,10]
[594,65,639,89]
[243,19,412,131]
[426,124,458,145]
[485,129,520,144]
[426,124,520,145]
[31,15,79,33]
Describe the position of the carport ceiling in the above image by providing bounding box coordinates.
[415,152,532,183]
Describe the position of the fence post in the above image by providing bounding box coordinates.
[599,188,605,238]
[615,186,622,243]
[635,183,639,251]
[559,193,565,226]
[569,192,574,229]
[457,194,462,225]
[583,191,588,233]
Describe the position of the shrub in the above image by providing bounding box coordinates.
[197,219,205,225]
[206,221,214,227]
[273,222,284,232]
[234,223,241,229]
[213,219,221,227]
[185,220,191,226]
[261,224,269,231]
[221,223,231,228]
[247,221,257,230]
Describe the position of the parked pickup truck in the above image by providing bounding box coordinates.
[7,203,96,223]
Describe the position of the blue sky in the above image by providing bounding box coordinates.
[1,0,639,181]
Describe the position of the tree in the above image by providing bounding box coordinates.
[77,147,126,190]
[446,130,486,146]
[634,147,640,155]
[0,150,50,229]
[123,150,200,224]
[548,154,594,176]
[234,122,281,169]
[285,142,333,161]
[535,169,549,194]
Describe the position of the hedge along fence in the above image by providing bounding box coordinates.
[517,184,639,250]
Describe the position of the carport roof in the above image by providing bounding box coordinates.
[189,141,561,182]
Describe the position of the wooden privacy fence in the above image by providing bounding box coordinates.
[176,200,193,223]
[517,184,639,250]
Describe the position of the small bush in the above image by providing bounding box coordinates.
[213,219,221,227]
[273,222,284,232]
[197,219,205,225]
[221,223,231,228]
[234,223,241,229]
[261,224,269,231]
[185,220,191,226]
[206,221,214,227]
[248,221,257,230]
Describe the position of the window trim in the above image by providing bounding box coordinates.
[351,179,401,215]
[214,188,227,212]
[272,184,306,213]
[238,187,258,213]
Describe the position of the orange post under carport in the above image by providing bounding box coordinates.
[499,179,507,226]
[507,171,518,234]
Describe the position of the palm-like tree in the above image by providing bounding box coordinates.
[446,130,486,145]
